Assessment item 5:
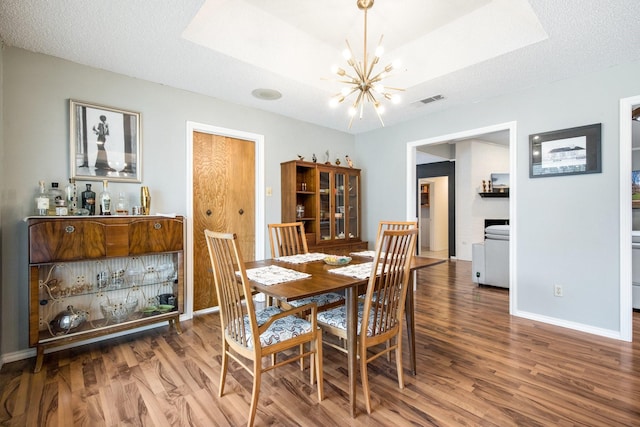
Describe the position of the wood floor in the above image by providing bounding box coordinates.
[2,260,640,426]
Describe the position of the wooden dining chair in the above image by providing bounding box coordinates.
[268,222,345,311]
[268,222,309,257]
[317,228,418,414]
[376,220,417,251]
[204,230,324,427]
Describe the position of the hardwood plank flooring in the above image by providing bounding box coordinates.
[2,260,640,426]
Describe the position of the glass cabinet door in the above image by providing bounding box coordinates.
[334,172,346,239]
[319,170,331,241]
[347,174,359,239]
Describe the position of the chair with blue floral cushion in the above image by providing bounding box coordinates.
[269,222,345,311]
[205,230,323,427]
[317,228,418,415]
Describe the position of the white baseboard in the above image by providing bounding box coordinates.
[513,309,623,340]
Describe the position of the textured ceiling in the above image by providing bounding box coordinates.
[1,0,640,135]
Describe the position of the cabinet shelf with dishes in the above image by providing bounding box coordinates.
[281,160,367,254]
[27,216,185,372]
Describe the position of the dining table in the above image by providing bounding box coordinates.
[244,252,445,417]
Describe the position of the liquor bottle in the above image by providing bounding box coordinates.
[115,192,128,215]
[35,180,49,216]
[47,182,64,216]
[82,183,96,215]
[100,180,112,215]
[65,178,78,214]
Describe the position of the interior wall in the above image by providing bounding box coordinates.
[470,141,510,241]
[430,176,449,251]
[0,47,355,358]
[455,140,509,260]
[356,59,640,337]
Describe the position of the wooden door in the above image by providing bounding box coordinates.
[192,132,255,311]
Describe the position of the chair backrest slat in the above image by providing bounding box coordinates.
[268,222,309,258]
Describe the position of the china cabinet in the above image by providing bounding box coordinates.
[281,160,366,254]
[27,216,184,372]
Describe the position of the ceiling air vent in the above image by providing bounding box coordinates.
[419,94,444,104]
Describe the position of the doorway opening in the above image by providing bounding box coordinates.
[418,177,449,259]
[405,121,517,314]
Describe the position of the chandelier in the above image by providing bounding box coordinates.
[329,0,403,128]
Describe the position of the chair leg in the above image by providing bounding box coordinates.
[315,330,324,401]
[360,346,372,415]
[219,342,229,397]
[396,336,405,389]
[309,349,315,385]
[248,358,262,427]
[300,343,305,371]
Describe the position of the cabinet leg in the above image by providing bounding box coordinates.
[34,346,44,373]
[171,317,182,334]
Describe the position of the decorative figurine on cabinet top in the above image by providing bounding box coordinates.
[345,155,353,168]
[335,158,341,166]
[325,150,331,165]
[312,153,317,163]
[297,154,304,161]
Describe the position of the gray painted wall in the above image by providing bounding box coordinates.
[356,60,640,333]
[3,45,640,360]
[0,47,354,356]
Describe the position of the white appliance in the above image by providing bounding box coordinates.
[472,225,510,288]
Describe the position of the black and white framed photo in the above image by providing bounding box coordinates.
[70,99,141,182]
[529,123,601,178]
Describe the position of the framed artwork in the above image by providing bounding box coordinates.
[70,99,141,182]
[529,123,601,178]
[491,173,509,190]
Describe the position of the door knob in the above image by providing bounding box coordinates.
[239,208,244,215]
[206,209,212,216]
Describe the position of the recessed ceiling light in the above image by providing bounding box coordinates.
[252,88,282,101]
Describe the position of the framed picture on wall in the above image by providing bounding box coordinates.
[529,123,601,178]
[69,99,142,182]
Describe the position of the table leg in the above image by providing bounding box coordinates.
[405,271,417,375]
[347,287,357,417]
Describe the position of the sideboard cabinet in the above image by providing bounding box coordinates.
[281,160,366,254]
[27,216,184,372]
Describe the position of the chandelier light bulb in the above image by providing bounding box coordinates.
[342,48,352,61]
[341,87,351,96]
[348,106,358,116]
[375,45,384,58]
[391,94,401,104]
[373,83,385,93]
